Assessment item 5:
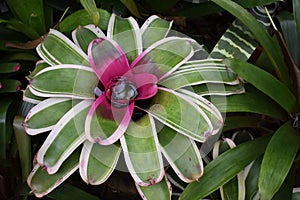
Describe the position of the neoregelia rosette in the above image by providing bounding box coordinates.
[23,14,243,199]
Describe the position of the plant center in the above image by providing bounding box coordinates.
[106,76,138,108]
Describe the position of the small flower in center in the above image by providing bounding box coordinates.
[106,76,138,108]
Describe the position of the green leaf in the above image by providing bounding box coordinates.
[121,115,164,186]
[6,0,47,35]
[0,97,15,159]
[108,14,142,63]
[0,62,20,73]
[159,59,240,90]
[36,100,92,174]
[179,135,271,200]
[272,164,295,200]
[277,11,300,67]
[141,15,172,50]
[0,18,41,40]
[136,176,171,200]
[59,9,111,36]
[175,0,277,18]
[27,148,80,198]
[13,116,31,182]
[0,79,21,93]
[245,156,263,200]
[258,122,300,200]
[29,65,98,99]
[24,98,80,135]
[47,183,100,200]
[223,58,297,114]
[211,0,291,88]
[79,141,121,185]
[293,0,300,53]
[158,125,203,182]
[223,116,263,132]
[120,0,142,18]
[80,0,100,26]
[37,29,89,66]
[212,86,288,120]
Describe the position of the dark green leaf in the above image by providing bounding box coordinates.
[5,0,47,35]
[59,9,111,36]
[47,183,100,200]
[212,86,288,120]
[13,116,31,182]
[180,135,271,200]
[223,58,297,114]
[259,122,300,200]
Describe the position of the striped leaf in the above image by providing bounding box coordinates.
[210,19,256,60]
[36,100,92,174]
[120,115,164,186]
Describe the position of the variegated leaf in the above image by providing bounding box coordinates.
[136,87,215,142]
[37,100,92,174]
[136,175,172,200]
[141,15,172,50]
[191,82,245,96]
[159,59,240,90]
[29,65,98,99]
[80,141,121,185]
[37,29,89,66]
[27,148,80,198]
[131,37,194,80]
[107,13,142,63]
[120,114,164,186]
[158,125,203,183]
[24,98,80,135]
[72,25,105,53]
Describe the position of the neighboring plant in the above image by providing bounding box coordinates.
[180,0,300,200]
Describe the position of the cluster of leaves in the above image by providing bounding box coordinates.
[1,0,300,199]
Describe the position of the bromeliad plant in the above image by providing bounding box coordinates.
[22,13,243,199]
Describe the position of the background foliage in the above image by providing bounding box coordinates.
[0,0,299,199]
